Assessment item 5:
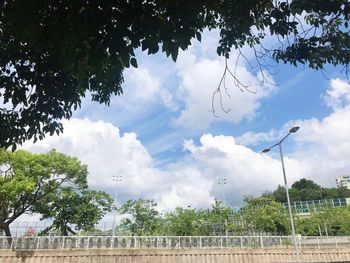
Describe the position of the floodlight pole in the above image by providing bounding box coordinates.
[112,175,122,237]
[218,178,227,206]
[262,126,300,262]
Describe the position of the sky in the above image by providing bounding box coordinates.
[21,30,350,213]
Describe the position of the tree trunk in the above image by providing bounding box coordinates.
[3,223,12,246]
[40,225,53,235]
[3,223,11,237]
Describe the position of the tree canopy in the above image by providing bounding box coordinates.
[267,178,350,203]
[296,207,350,236]
[118,199,160,236]
[1,0,350,148]
[234,196,289,235]
[0,149,112,236]
[36,187,113,236]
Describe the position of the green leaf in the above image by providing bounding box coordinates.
[171,49,178,62]
[11,144,17,152]
[195,32,201,42]
[130,58,138,68]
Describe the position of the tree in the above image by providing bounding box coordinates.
[0,149,111,236]
[1,1,350,148]
[205,199,233,235]
[161,207,207,236]
[118,199,160,236]
[321,186,350,199]
[292,179,321,191]
[269,185,287,203]
[296,207,350,236]
[36,187,113,236]
[239,196,289,235]
[270,178,350,203]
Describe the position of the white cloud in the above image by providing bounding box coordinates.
[285,80,350,185]
[73,63,173,128]
[323,78,350,110]
[20,78,350,210]
[179,134,304,201]
[173,50,276,129]
[22,118,164,197]
[123,67,161,100]
[232,78,350,187]
[236,130,279,146]
[21,118,217,210]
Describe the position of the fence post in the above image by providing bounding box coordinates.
[240,237,243,248]
[36,237,40,250]
[61,237,65,249]
[10,238,14,250]
[335,237,338,249]
[260,235,264,248]
[178,237,180,249]
[220,236,223,249]
[200,237,202,249]
[280,236,283,248]
[317,237,320,249]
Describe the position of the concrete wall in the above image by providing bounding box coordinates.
[1,248,350,263]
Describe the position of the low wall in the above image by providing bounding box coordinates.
[1,248,350,263]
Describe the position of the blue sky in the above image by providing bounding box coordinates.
[22,30,350,211]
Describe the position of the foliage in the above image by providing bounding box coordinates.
[296,207,350,236]
[268,178,350,203]
[118,199,160,236]
[234,196,289,235]
[0,149,112,236]
[36,187,113,236]
[117,199,236,236]
[1,1,350,148]
[205,199,233,235]
[291,178,321,191]
[160,207,207,236]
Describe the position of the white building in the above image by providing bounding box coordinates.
[335,175,350,189]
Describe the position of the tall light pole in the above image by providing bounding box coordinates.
[218,178,227,206]
[262,126,300,262]
[112,175,122,237]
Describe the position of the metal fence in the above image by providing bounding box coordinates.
[0,235,349,250]
[285,198,350,214]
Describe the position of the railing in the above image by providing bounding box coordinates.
[285,198,350,214]
[1,236,349,250]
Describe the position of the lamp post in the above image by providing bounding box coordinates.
[262,126,300,262]
[218,178,227,206]
[112,175,122,237]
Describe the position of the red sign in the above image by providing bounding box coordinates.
[26,227,35,237]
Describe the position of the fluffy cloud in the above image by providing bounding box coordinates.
[21,118,287,208]
[73,64,171,128]
[22,118,164,197]
[21,118,215,210]
[179,134,305,202]
[173,50,276,129]
[123,67,161,100]
[20,78,350,210]
[323,78,350,110]
[289,80,350,185]
[235,78,350,187]
[236,130,279,146]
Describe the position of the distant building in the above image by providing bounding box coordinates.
[336,175,350,189]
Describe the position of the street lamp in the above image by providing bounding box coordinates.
[262,126,300,262]
[217,178,227,206]
[112,175,122,237]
